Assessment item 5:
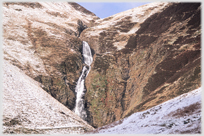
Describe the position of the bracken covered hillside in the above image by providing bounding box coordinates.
[80,2,201,127]
[3,1,201,133]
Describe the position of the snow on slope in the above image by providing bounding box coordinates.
[3,60,94,134]
[91,87,201,134]
[3,2,98,78]
[38,2,98,25]
[86,2,170,36]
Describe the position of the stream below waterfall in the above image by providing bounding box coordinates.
[73,41,93,120]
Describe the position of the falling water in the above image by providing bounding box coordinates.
[73,41,93,120]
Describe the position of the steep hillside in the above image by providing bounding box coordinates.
[3,1,201,132]
[80,2,201,127]
[3,2,99,111]
[89,87,201,134]
[3,60,94,134]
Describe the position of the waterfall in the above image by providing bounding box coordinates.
[73,41,93,120]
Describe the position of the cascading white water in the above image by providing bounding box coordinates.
[83,41,93,66]
[73,41,93,120]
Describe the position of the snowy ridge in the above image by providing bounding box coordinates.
[92,87,201,134]
[95,2,169,28]
[82,2,171,51]
[85,2,170,37]
[3,60,94,134]
[38,2,97,24]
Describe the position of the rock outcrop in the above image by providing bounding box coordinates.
[80,2,201,127]
[3,1,201,132]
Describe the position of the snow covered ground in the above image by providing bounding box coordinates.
[3,2,98,78]
[91,87,201,134]
[3,60,94,134]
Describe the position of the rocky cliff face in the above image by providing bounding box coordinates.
[80,2,201,127]
[3,1,201,132]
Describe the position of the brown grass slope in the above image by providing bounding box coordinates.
[80,2,201,127]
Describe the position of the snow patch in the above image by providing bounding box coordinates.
[113,41,128,50]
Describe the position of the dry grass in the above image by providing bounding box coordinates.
[86,119,124,134]
[179,126,201,134]
[46,11,68,18]
[4,2,43,9]
[3,127,42,134]
[167,102,201,118]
